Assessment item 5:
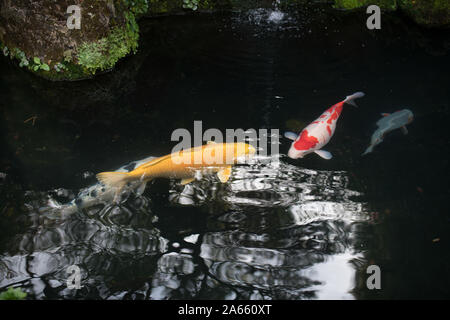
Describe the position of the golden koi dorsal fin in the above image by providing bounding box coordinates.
[136,154,172,170]
[217,166,232,183]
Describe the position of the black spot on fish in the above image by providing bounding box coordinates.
[90,190,97,197]
[101,188,105,192]
[123,162,136,172]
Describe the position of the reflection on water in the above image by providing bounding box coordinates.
[0,188,168,299]
[170,155,366,217]
[0,155,369,299]
[165,156,368,299]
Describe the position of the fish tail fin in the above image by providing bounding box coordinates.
[344,91,365,107]
[96,171,133,189]
[362,146,373,156]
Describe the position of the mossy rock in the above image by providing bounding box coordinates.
[0,0,237,80]
[333,0,397,11]
[398,0,450,28]
[146,0,233,15]
[333,0,450,27]
[0,0,146,80]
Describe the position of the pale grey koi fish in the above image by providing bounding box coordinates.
[362,109,414,156]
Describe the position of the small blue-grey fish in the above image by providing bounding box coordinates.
[362,109,414,155]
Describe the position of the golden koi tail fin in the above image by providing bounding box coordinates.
[96,171,133,189]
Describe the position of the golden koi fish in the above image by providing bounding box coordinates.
[96,142,256,197]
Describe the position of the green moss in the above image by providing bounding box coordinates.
[197,0,227,10]
[333,0,360,9]
[45,62,89,81]
[147,0,181,14]
[72,0,148,76]
[183,0,200,11]
[125,0,150,16]
[0,287,27,300]
[333,0,450,25]
[77,9,140,74]
[1,0,146,80]
[333,0,397,10]
[398,0,450,27]
[0,42,56,75]
[146,0,231,14]
[198,0,214,10]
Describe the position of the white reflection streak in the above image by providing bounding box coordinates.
[226,158,367,223]
[304,251,361,300]
[289,201,368,226]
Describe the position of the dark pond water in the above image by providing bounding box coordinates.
[1,6,449,299]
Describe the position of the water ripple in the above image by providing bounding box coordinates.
[164,156,369,299]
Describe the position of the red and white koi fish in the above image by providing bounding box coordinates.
[284,92,365,159]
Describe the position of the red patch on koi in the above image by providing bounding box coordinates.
[326,102,344,124]
[294,129,319,151]
[327,126,332,136]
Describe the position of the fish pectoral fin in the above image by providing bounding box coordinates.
[135,181,147,196]
[113,186,125,204]
[381,113,391,117]
[284,131,298,141]
[180,178,195,185]
[314,150,333,160]
[217,166,232,183]
[401,126,408,135]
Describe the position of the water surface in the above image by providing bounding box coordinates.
[1,6,449,299]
